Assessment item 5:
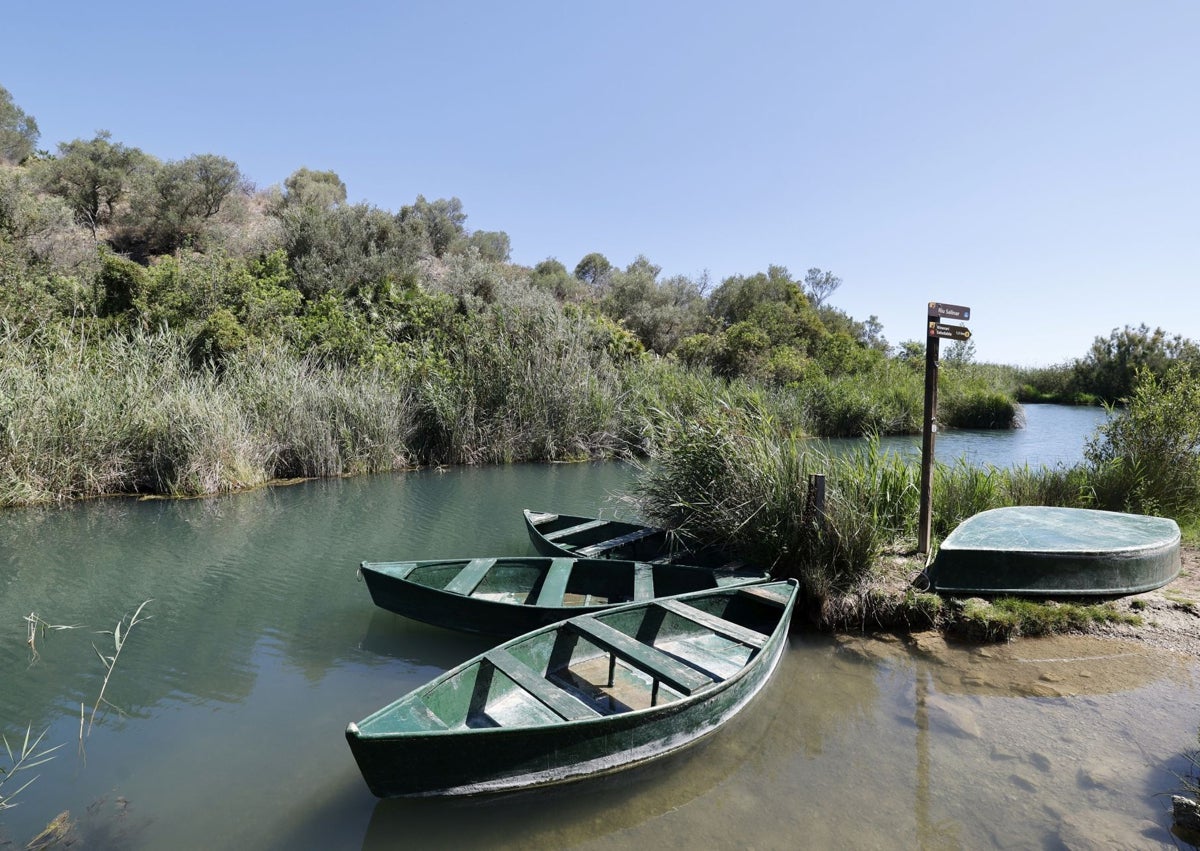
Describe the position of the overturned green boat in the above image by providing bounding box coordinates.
[358,556,770,637]
[925,506,1181,596]
[523,509,737,567]
[346,579,798,798]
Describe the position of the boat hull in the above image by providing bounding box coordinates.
[346,581,797,798]
[359,557,768,637]
[927,506,1181,596]
[523,509,735,567]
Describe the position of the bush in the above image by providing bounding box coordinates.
[1084,364,1200,521]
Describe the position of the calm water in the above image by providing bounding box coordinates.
[821,402,1112,468]
[1,405,1195,849]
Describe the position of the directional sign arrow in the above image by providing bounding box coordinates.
[928,302,971,321]
[928,322,971,341]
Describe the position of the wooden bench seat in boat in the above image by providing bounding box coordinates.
[633,564,655,601]
[533,558,576,606]
[443,558,498,596]
[543,519,609,542]
[575,527,659,557]
[569,617,713,697]
[739,583,792,609]
[655,598,767,648]
[486,647,601,722]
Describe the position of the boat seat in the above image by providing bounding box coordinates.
[575,527,660,557]
[543,519,609,542]
[534,558,575,606]
[656,598,767,648]
[443,558,498,596]
[738,584,791,609]
[633,564,655,601]
[569,617,712,697]
[487,647,601,722]
[402,695,449,730]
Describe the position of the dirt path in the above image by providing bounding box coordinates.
[1089,543,1200,657]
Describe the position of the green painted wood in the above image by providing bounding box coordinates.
[739,584,793,609]
[576,527,661,557]
[533,558,574,607]
[656,598,767,648]
[346,580,799,798]
[359,556,770,637]
[362,561,419,580]
[633,564,655,601]
[543,519,609,542]
[570,616,712,695]
[443,558,497,596]
[928,506,1181,596]
[486,647,601,722]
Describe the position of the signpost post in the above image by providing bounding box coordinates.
[918,302,972,555]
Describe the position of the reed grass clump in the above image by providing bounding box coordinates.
[634,405,896,605]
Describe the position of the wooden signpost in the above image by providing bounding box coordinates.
[918,302,972,555]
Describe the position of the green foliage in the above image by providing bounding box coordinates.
[188,307,247,369]
[95,250,146,317]
[126,153,244,254]
[634,406,886,604]
[600,259,705,354]
[939,388,1018,429]
[953,597,1138,641]
[1073,324,1200,404]
[0,84,39,164]
[281,167,347,210]
[1084,363,1200,521]
[802,267,841,308]
[573,252,612,286]
[464,229,511,263]
[38,132,149,235]
[397,195,467,258]
[529,257,585,300]
[276,202,416,299]
[803,363,923,436]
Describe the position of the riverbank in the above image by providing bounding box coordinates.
[820,543,1200,656]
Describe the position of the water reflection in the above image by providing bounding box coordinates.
[0,456,1196,850]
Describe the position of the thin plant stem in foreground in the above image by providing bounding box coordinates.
[0,724,63,811]
[87,600,152,736]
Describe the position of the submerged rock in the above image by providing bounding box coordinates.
[1175,795,1200,833]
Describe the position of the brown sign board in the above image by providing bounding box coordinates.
[928,302,971,321]
[928,321,971,341]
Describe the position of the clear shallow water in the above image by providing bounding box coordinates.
[2,406,1195,849]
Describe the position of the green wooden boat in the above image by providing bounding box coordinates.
[925,506,1181,596]
[346,579,798,798]
[523,509,737,567]
[358,556,771,637]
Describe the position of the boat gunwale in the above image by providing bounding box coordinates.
[348,579,797,739]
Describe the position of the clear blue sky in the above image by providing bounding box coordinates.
[4,1,1197,366]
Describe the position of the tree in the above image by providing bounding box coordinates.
[39,132,149,235]
[397,195,467,257]
[530,258,583,300]
[0,84,39,164]
[465,229,511,263]
[601,257,704,354]
[281,167,347,210]
[131,153,244,253]
[574,252,612,287]
[1073,324,1200,403]
[803,267,842,308]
